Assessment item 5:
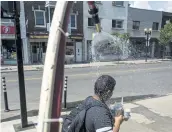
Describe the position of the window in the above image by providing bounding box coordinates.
[50,8,55,22]
[34,10,46,27]
[88,18,94,27]
[70,14,77,29]
[112,1,124,6]
[95,1,101,4]
[133,21,140,30]
[112,20,123,28]
[152,22,159,30]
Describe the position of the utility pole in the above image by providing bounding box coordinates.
[1,1,28,128]
[13,1,28,128]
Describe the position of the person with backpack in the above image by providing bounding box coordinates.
[62,75,124,132]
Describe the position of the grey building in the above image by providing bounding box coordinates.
[127,7,162,58]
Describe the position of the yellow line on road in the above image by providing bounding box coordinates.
[6,66,171,82]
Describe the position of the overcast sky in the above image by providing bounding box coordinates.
[129,1,172,12]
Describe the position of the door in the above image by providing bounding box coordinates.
[75,42,82,62]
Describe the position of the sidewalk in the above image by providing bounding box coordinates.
[1,59,171,73]
[1,94,172,132]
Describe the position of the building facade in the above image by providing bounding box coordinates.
[1,1,171,65]
[25,1,84,64]
[1,1,84,65]
[127,7,162,58]
[83,1,129,62]
[1,2,18,65]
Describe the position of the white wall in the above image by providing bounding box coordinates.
[83,1,129,61]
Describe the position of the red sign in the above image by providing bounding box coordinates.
[1,26,15,34]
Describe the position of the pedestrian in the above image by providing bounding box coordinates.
[62,75,124,132]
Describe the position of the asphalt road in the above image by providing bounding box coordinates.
[1,62,172,114]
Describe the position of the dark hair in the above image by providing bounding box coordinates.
[94,75,116,100]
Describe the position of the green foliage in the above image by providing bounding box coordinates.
[112,32,130,43]
[159,22,172,45]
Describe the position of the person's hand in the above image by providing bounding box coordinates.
[114,115,124,125]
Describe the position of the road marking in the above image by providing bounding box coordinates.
[6,66,172,82]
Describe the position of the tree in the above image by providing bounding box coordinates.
[159,22,172,58]
[112,32,130,44]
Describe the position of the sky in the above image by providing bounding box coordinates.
[129,1,172,12]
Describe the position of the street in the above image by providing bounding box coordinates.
[1,62,172,114]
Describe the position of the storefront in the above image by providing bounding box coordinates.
[28,33,84,64]
[29,34,48,64]
[1,22,16,65]
[68,34,84,63]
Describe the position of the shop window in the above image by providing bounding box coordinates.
[1,40,16,60]
[42,42,47,53]
[32,45,37,53]
[66,42,74,55]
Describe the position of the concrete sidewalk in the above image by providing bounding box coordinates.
[1,59,171,73]
[1,94,172,132]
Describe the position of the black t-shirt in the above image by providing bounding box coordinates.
[84,97,114,132]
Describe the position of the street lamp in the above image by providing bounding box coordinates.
[144,28,152,62]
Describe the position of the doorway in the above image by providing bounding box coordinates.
[31,42,46,64]
[75,42,82,62]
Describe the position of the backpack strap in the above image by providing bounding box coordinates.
[85,103,105,111]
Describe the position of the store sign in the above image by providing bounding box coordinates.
[1,26,15,34]
[30,35,49,39]
[69,35,83,40]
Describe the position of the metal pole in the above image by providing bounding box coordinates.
[13,1,28,128]
[48,3,51,27]
[145,34,148,62]
[64,76,68,109]
[2,77,10,112]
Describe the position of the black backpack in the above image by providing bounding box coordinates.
[62,98,108,132]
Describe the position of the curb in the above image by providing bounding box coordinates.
[1,60,168,73]
[64,94,160,109]
[0,94,160,122]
